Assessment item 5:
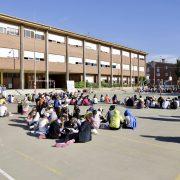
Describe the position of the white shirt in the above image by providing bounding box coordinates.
[38,118,49,134]
[162,100,170,109]
[93,98,98,104]
[0,105,7,117]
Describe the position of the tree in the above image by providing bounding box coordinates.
[139,76,148,86]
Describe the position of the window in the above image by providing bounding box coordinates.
[0,27,6,34]
[24,29,34,38]
[48,34,65,44]
[24,29,44,40]
[85,42,97,50]
[85,59,97,66]
[112,63,120,69]
[7,27,19,35]
[139,55,145,60]
[35,34,44,40]
[165,73,168,77]
[100,46,110,53]
[24,51,44,61]
[139,67,145,72]
[112,49,120,55]
[156,73,160,77]
[122,51,130,57]
[147,67,150,73]
[100,61,110,68]
[69,57,82,64]
[49,54,65,63]
[68,38,82,47]
[165,66,168,70]
[0,22,19,36]
[0,48,19,58]
[132,66,138,71]
[131,53,138,59]
[123,64,130,70]
[156,68,160,73]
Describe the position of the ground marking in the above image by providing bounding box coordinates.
[0,168,15,180]
[14,150,61,177]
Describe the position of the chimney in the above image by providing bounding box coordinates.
[161,58,165,63]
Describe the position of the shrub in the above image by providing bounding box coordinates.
[75,81,85,89]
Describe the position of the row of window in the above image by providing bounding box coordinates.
[0,48,145,71]
[0,22,145,59]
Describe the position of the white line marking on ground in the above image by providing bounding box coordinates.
[0,168,15,180]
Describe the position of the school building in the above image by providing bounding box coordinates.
[0,13,147,89]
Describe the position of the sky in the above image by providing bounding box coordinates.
[0,0,180,63]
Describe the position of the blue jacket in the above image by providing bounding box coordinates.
[124,109,137,129]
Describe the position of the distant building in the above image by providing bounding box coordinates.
[146,59,178,86]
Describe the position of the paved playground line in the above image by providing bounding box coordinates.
[14,150,62,177]
[0,168,15,180]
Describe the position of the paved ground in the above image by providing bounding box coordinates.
[0,92,180,180]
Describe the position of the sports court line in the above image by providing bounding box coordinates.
[103,133,180,153]
[14,150,61,177]
[0,168,15,180]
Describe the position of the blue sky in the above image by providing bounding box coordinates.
[1,0,180,63]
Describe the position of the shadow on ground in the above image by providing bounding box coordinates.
[8,123,28,130]
[8,119,28,130]
[141,135,180,144]
[138,116,180,122]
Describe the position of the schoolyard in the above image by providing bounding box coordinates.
[0,91,180,180]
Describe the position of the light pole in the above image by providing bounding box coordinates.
[34,30,37,94]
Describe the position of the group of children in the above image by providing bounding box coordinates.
[124,95,180,109]
[19,92,137,147]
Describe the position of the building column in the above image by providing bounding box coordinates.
[65,36,69,82]
[110,47,113,87]
[137,54,140,85]
[45,30,49,89]
[0,72,3,85]
[20,25,24,90]
[120,50,123,87]
[97,44,101,88]
[130,52,132,87]
[82,40,86,88]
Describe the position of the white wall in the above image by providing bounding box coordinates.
[139,55,145,59]
[24,28,44,36]
[112,49,120,55]
[68,38,82,46]
[85,59,97,64]
[101,46,110,53]
[69,57,82,64]
[101,61,110,66]
[132,66,138,71]
[131,53,138,58]
[49,54,65,63]
[139,67,145,72]
[48,34,65,43]
[85,75,94,83]
[0,48,19,58]
[123,64,130,70]
[122,51,130,57]
[112,63,120,69]
[24,51,44,59]
[85,42,97,50]
[0,22,19,30]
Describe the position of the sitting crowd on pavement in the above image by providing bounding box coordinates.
[0,88,179,147]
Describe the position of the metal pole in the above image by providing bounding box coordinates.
[154,62,156,88]
[34,30,37,94]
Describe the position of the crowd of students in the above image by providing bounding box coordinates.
[14,91,137,147]
[124,95,180,109]
[0,89,179,147]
